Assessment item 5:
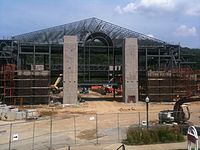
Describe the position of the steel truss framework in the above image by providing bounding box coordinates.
[12,17,165,46]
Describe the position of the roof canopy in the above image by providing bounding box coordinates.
[12,17,166,47]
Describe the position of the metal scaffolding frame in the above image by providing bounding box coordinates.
[0,18,199,103]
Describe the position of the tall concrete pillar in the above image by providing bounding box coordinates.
[122,38,138,103]
[63,36,78,104]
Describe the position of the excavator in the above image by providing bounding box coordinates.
[159,96,200,124]
[50,74,63,92]
[50,74,83,103]
[50,74,63,101]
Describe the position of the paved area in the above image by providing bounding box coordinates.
[58,140,193,150]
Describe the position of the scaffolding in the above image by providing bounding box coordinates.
[0,41,51,105]
[138,44,200,102]
[146,69,198,102]
[1,41,197,103]
[0,64,15,103]
[0,18,198,104]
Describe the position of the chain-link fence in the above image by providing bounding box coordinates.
[0,111,198,150]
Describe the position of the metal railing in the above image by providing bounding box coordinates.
[116,144,125,150]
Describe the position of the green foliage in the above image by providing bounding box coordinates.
[123,125,184,145]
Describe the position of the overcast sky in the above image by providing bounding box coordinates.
[0,0,199,48]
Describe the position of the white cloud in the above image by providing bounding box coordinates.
[139,0,176,11]
[114,0,177,14]
[174,25,198,37]
[185,3,200,16]
[114,0,200,16]
[123,3,138,13]
[115,6,123,14]
[115,3,137,14]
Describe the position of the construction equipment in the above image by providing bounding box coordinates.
[50,74,84,103]
[159,96,200,124]
[50,74,63,92]
[49,74,63,102]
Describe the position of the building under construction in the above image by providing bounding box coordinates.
[0,17,199,104]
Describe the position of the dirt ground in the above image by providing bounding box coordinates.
[27,90,200,123]
[2,97,200,126]
[31,99,200,125]
[34,100,198,113]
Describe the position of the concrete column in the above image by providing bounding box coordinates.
[122,38,138,103]
[63,36,78,104]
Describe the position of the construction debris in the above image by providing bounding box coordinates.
[119,107,135,112]
[0,103,38,121]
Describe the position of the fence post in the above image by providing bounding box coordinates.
[8,123,12,150]
[32,120,36,150]
[73,115,76,144]
[96,113,98,144]
[50,114,53,150]
[68,145,71,150]
[117,113,120,142]
[138,112,141,127]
